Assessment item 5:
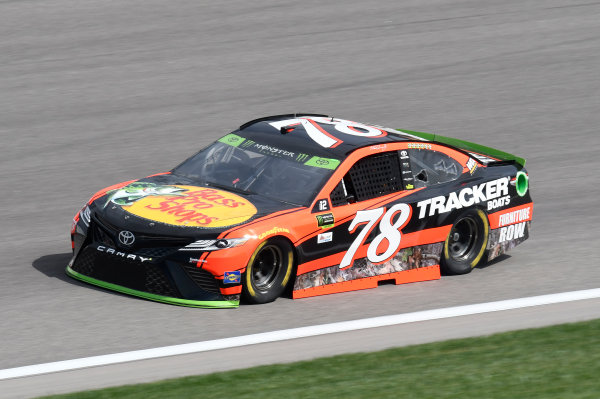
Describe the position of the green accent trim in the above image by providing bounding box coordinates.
[397,129,526,168]
[304,156,340,170]
[516,171,529,197]
[66,266,239,309]
[218,133,245,148]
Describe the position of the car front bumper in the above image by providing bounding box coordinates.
[66,243,240,308]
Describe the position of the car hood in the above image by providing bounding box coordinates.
[89,174,299,238]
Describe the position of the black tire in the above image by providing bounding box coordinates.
[441,209,489,275]
[242,237,294,304]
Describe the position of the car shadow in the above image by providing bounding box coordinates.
[477,253,511,269]
[32,253,76,283]
[439,253,511,276]
[31,253,243,306]
[32,253,127,297]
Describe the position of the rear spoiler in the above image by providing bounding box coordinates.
[398,129,526,169]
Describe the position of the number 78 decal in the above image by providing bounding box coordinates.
[269,117,386,148]
[340,203,412,269]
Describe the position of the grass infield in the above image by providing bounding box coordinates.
[39,319,600,399]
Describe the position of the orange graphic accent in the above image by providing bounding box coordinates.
[293,265,440,299]
[219,207,304,239]
[219,285,242,295]
[488,203,533,229]
[145,172,171,177]
[122,186,257,228]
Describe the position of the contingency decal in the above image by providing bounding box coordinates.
[399,150,415,190]
[466,158,478,175]
[317,232,333,244]
[224,271,241,284]
[408,143,432,150]
[316,213,335,228]
[107,182,257,228]
[294,243,443,291]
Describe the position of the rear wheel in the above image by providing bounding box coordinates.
[441,209,489,275]
[242,237,294,304]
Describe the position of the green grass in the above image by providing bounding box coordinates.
[40,319,600,399]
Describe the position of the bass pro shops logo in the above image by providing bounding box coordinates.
[107,182,257,228]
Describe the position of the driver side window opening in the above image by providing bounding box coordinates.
[330,152,404,206]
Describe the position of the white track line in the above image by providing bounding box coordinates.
[2,288,600,381]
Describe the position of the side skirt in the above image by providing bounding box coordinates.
[293,266,440,299]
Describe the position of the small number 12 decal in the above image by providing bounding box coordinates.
[340,203,412,269]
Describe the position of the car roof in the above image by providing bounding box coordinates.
[235,114,427,158]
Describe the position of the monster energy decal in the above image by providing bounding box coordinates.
[240,139,256,149]
[217,134,341,170]
[296,153,310,162]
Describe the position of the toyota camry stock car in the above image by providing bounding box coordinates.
[68,114,533,308]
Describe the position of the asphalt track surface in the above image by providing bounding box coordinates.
[1,0,599,397]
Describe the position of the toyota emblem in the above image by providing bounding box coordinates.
[118,230,135,246]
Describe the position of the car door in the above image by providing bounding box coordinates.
[299,146,412,272]
[300,143,472,272]
[294,142,480,295]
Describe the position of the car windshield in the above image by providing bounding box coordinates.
[173,134,341,206]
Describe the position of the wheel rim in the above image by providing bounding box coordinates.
[252,244,283,291]
[448,216,478,261]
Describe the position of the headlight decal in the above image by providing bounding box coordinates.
[80,205,91,227]
[179,238,248,252]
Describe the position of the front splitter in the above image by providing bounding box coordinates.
[66,265,239,308]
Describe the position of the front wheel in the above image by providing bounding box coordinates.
[441,209,489,275]
[242,237,294,304]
